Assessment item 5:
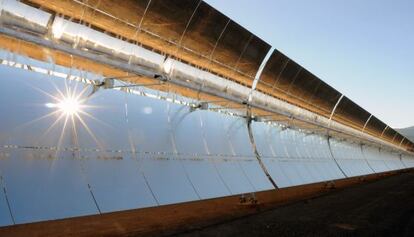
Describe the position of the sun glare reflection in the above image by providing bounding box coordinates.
[31,80,107,154]
[46,96,81,115]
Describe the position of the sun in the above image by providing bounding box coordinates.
[35,81,106,152]
[57,97,81,115]
[46,96,82,115]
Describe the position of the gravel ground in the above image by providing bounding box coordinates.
[172,171,414,237]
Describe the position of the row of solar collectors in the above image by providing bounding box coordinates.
[0,64,413,226]
[19,0,412,150]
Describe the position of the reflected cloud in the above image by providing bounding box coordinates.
[142,106,153,115]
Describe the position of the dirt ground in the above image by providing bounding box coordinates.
[171,172,414,237]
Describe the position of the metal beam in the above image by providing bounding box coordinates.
[0,27,410,154]
[362,114,373,132]
[380,126,389,138]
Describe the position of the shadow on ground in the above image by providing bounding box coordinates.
[171,172,414,237]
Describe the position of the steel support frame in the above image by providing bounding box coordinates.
[0,27,410,155]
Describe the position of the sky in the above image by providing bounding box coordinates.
[204,0,414,129]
